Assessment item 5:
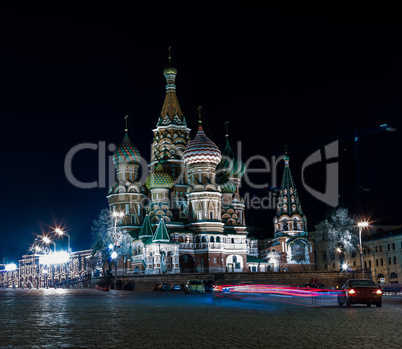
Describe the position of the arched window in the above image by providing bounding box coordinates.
[231,238,235,244]
[390,272,398,279]
[216,236,220,243]
[210,236,214,242]
[202,236,207,242]
[233,256,237,263]
[195,236,200,243]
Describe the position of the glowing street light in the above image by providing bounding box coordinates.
[341,263,348,271]
[42,236,57,252]
[55,228,71,253]
[357,221,369,278]
[111,210,124,290]
[54,227,71,288]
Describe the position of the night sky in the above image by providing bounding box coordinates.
[1,4,401,262]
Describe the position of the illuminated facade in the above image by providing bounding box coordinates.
[260,154,314,271]
[312,226,402,284]
[0,250,92,288]
[107,54,264,274]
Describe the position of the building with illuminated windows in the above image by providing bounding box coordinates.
[311,225,402,284]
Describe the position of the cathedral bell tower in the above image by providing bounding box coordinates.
[274,151,307,237]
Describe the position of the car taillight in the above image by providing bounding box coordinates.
[348,289,356,294]
[375,289,382,294]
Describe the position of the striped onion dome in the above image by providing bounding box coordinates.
[113,132,142,167]
[183,125,221,165]
[145,163,174,190]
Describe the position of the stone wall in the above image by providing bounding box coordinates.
[92,271,367,291]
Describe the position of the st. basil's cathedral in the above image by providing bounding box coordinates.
[106,53,314,274]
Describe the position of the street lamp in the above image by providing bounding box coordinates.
[357,221,369,278]
[111,211,124,290]
[54,228,71,287]
[42,237,57,287]
[55,228,71,253]
[42,237,56,252]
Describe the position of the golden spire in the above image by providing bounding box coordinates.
[224,121,229,139]
[168,46,172,65]
[197,105,203,126]
[125,115,129,133]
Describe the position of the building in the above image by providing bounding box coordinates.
[259,153,315,271]
[0,250,92,288]
[106,53,266,274]
[312,225,402,284]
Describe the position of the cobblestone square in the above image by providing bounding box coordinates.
[1,289,401,348]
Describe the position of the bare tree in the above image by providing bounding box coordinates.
[316,207,357,266]
[91,208,131,277]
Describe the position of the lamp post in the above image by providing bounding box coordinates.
[111,211,124,290]
[54,228,71,287]
[42,237,56,287]
[42,237,56,252]
[111,250,118,289]
[357,221,369,278]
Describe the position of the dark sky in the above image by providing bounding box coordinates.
[1,4,401,262]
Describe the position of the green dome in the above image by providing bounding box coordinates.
[217,138,246,178]
[145,164,174,190]
[163,66,177,76]
[220,179,236,194]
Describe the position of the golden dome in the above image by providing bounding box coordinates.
[163,66,177,76]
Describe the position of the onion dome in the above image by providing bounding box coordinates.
[219,176,236,193]
[145,163,174,190]
[113,131,141,167]
[183,110,221,165]
[217,126,246,178]
[163,65,177,77]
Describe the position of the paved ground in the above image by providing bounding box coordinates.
[0,288,401,348]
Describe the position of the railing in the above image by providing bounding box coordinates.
[179,243,247,250]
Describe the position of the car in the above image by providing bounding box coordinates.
[202,279,215,292]
[184,279,205,294]
[160,283,172,291]
[171,283,182,292]
[338,279,382,307]
[154,283,171,291]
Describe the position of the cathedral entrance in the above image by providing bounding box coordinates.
[179,254,195,273]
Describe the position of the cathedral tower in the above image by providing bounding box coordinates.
[107,117,147,231]
[150,48,191,219]
[183,107,223,233]
[274,153,307,237]
[216,122,247,227]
